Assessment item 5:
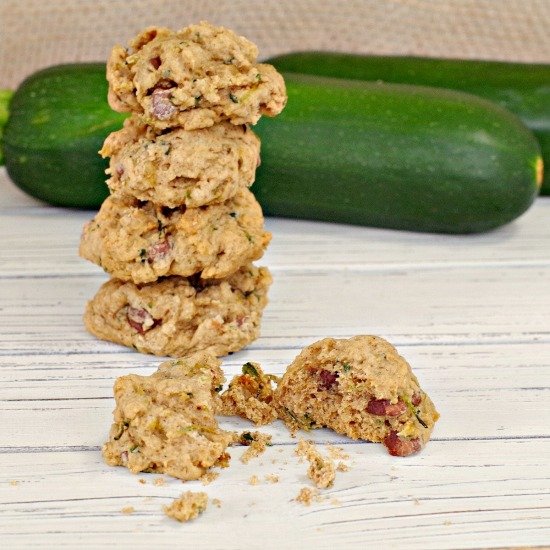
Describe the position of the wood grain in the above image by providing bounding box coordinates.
[0,171,548,549]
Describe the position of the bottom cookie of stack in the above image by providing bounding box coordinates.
[84,264,271,357]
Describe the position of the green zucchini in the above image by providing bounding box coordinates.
[1,63,127,208]
[253,73,541,233]
[0,64,542,233]
[0,89,13,165]
[267,52,550,195]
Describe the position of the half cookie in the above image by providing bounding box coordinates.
[102,351,234,480]
[274,335,439,456]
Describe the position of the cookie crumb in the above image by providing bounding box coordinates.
[164,491,208,522]
[200,471,220,485]
[265,474,279,483]
[9,480,20,487]
[295,440,335,489]
[330,498,342,506]
[138,478,146,484]
[295,487,321,506]
[215,451,232,469]
[248,474,260,485]
[121,506,135,514]
[153,477,166,486]
[212,498,222,508]
[220,363,279,425]
[336,461,349,472]
[327,445,349,460]
[239,431,272,464]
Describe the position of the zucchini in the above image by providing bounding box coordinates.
[1,63,127,208]
[0,89,13,165]
[267,52,550,195]
[0,64,542,233]
[253,73,541,233]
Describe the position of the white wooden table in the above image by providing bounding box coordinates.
[1,169,549,549]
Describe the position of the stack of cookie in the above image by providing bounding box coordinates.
[80,22,287,357]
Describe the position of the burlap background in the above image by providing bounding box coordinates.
[1,0,550,88]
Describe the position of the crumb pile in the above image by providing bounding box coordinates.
[80,21,286,357]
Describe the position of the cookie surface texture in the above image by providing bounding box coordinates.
[79,188,270,283]
[107,22,286,129]
[102,352,233,480]
[101,117,261,208]
[274,335,439,456]
[84,264,272,357]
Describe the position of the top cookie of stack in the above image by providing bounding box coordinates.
[80,22,286,357]
[108,22,286,132]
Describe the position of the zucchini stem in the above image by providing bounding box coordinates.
[0,89,14,166]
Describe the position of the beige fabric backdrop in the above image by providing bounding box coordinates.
[1,0,550,88]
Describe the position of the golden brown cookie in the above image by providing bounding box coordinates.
[102,352,234,481]
[107,22,286,130]
[84,264,271,357]
[274,336,439,456]
[79,188,271,283]
[101,117,261,208]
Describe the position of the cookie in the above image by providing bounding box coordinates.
[84,264,271,357]
[107,22,286,130]
[101,117,261,208]
[102,352,234,480]
[274,336,439,456]
[79,188,271,283]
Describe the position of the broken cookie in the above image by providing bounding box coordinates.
[275,335,439,456]
[219,362,279,425]
[102,351,234,480]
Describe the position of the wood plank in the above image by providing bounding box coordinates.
[1,342,549,449]
[2,177,550,278]
[2,342,548,398]
[1,441,548,549]
[1,265,549,359]
[2,168,550,548]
